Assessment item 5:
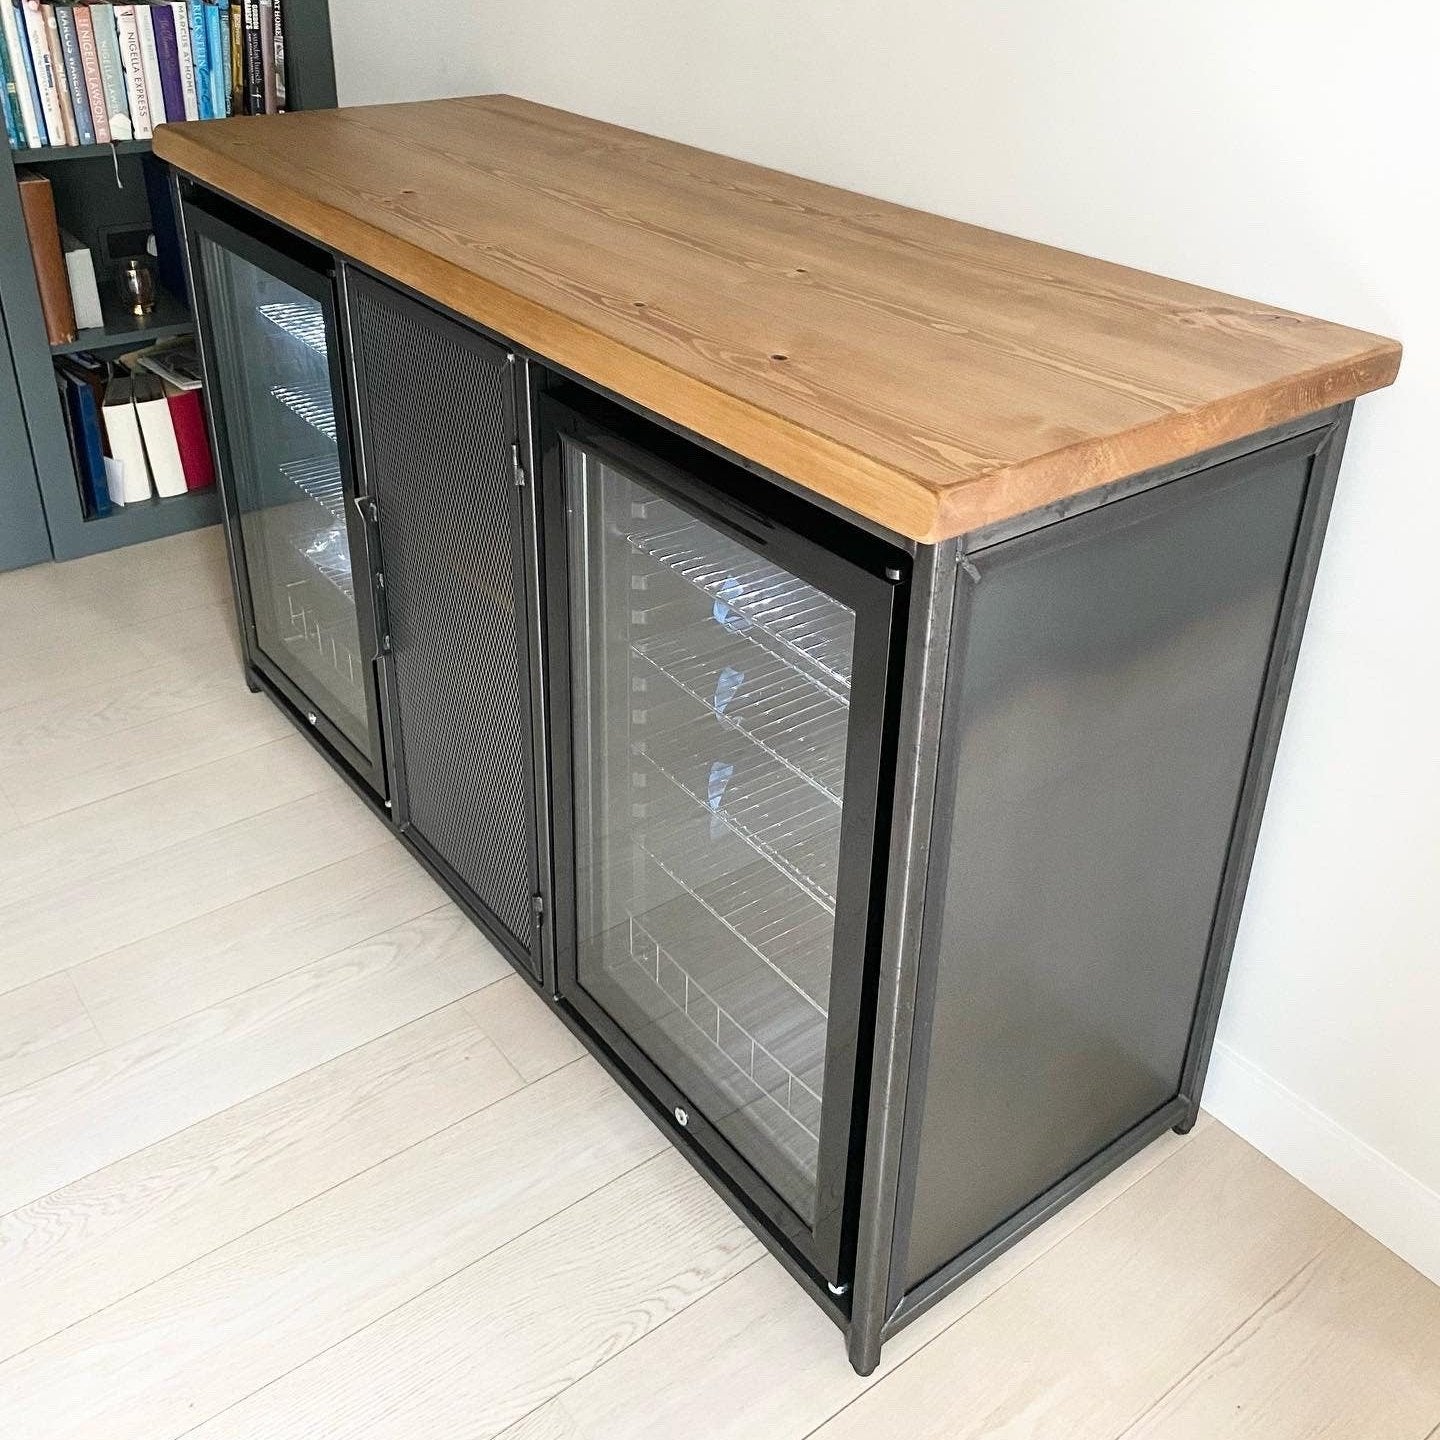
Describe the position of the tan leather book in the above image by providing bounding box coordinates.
[16,168,77,346]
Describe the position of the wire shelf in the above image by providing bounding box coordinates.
[629,520,855,693]
[270,383,337,442]
[636,817,832,1016]
[278,453,345,523]
[624,913,823,1149]
[281,579,361,691]
[258,301,328,357]
[632,620,849,802]
[638,719,842,912]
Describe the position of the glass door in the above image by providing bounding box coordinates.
[544,390,904,1284]
[184,195,385,795]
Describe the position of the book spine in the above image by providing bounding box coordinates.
[20,3,59,143]
[186,0,206,116]
[0,39,20,146]
[133,0,163,123]
[204,0,222,115]
[55,4,94,143]
[169,0,196,117]
[269,0,281,109]
[16,169,77,342]
[112,4,149,136]
[72,5,110,143]
[2,2,42,144]
[148,1,183,122]
[255,0,270,112]
[89,5,131,139]
[240,0,257,114]
[39,4,76,144]
[226,0,238,113]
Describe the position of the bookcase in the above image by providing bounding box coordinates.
[0,0,334,565]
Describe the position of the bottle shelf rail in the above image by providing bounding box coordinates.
[622,913,823,1154]
[632,620,849,802]
[278,452,344,521]
[258,300,328,356]
[629,519,855,695]
[270,381,337,442]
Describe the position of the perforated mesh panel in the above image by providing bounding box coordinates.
[350,276,534,954]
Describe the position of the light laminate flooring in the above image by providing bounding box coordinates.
[2,527,1438,1440]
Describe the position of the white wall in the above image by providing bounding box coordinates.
[334,2,1440,1279]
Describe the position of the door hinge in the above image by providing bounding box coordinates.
[511,443,527,488]
[531,893,545,926]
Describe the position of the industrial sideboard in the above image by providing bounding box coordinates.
[155,96,1401,1373]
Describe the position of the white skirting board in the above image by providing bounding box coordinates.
[1204,1041,1440,1287]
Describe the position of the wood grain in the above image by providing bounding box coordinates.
[155,97,1400,541]
[183,1151,761,1440]
[0,973,103,1099]
[0,999,520,1359]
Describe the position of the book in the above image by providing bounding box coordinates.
[90,4,131,140]
[205,0,224,116]
[141,150,185,296]
[186,0,207,117]
[15,167,75,343]
[132,371,186,497]
[256,0,271,111]
[133,0,164,124]
[226,0,238,114]
[113,5,151,137]
[21,2,63,145]
[148,1,184,124]
[72,4,111,143]
[165,385,213,489]
[57,361,112,516]
[270,0,282,110]
[2,2,45,146]
[41,4,77,145]
[240,0,258,114]
[132,335,201,387]
[0,40,20,148]
[55,3,95,144]
[169,1,196,118]
[101,374,153,502]
[60,228,103,329]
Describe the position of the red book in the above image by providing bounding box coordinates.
[165,388,216,491]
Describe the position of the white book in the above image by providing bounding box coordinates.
[132,374,187,498]
[134,3,166,125]
[102,377,154,504]
[113,6,153,139]
[170,3,199,120]
[60,232,104,331]
[1,2,44,147]
[21,1,65,147]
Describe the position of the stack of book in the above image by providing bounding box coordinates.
[1,0,288,148]
[57,337,215,518]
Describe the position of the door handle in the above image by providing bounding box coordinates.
[352,495,392,657]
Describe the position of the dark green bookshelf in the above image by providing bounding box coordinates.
[0,0,335,565]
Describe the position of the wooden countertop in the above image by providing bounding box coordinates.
[155,96,1401,543]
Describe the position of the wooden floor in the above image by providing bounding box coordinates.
[2,527,1438,1440]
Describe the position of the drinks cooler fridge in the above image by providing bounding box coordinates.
[541,390,906,1287]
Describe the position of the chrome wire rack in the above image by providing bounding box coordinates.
[629,520,855,693]
[632,620,849,802]
[624,913,823,1151]
[270,382,337,442]
[258,300,328,356]
[278,453,344,522]
[636,816,832,1016]
[282,579,360,689]
[638,718,842,911]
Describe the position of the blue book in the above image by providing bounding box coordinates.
[187,0,208,117]
[54,4,96,145]
[1,42,21,147]
[149,2,185,124]
[204,0,223,115]
[7,3,47,145]
[58,367,113,519]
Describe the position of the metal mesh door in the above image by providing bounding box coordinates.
[349,274,535,961]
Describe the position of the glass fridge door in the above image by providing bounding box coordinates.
[188,205,384,791]
[554,408,900,1271]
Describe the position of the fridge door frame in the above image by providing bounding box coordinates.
[181,186,389,801]
[538,382,907,1290]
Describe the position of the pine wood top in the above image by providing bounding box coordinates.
[154,96,1401,543]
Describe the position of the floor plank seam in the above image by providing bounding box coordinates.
[1108,1227,1348,1439]
[161,1143,677,1440]
[790,1125,1208,1440]
[0,980,548,1248]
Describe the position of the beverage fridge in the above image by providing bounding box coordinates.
[539,387,909,1289]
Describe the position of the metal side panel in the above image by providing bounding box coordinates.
[346,270,539,971]
[893,426,1325,1309]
